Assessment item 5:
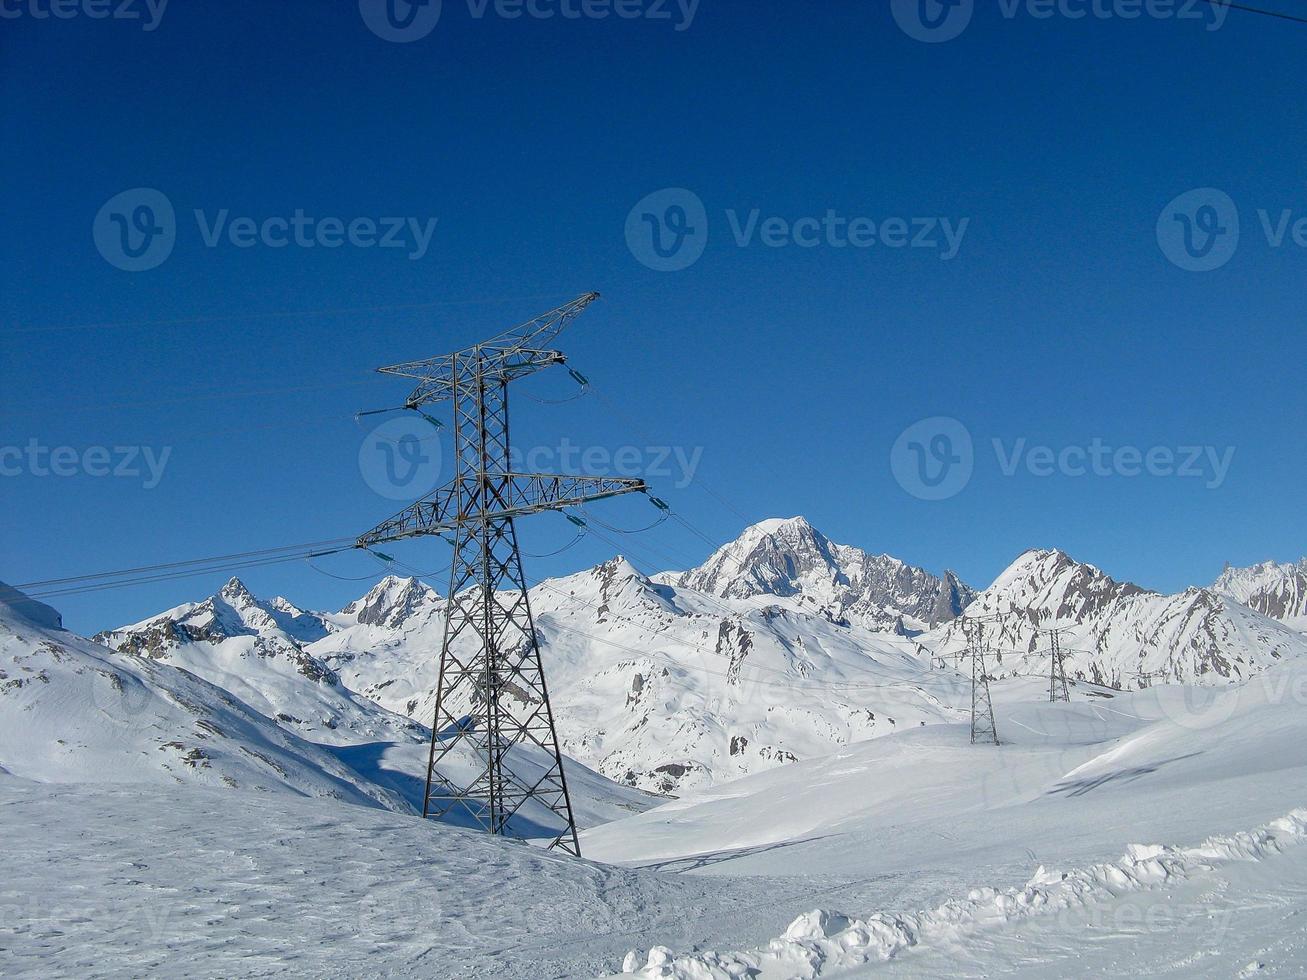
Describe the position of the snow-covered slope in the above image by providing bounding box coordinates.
[591,657,1307,975]
[917,549,1307,689]
[314,557,973,795]
[0,581,410,810]
[0,777,773,980]
[97,577,427,746]
[1213,558,1307,632]
[658,517,976,634]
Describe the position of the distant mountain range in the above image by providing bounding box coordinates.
[1211,558,1307,631]
[916,549,1307,689]
[81,519,1307,795]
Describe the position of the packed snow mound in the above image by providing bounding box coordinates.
[919,548,1307,689]
[1213,558,1307,626]
[0,586,411,810]
[659,517,976,633]
[614,808,1307,978]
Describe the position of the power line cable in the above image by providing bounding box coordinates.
[1201,0,1307,25]
[16,537,359,590]
[7,292,578,337]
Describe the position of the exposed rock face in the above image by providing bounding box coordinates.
[339,576,440,629]
[662,517,977,634]
[1212,559,1307,626]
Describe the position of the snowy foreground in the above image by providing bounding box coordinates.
[5,661,1307,977]
[2,780,1305,978]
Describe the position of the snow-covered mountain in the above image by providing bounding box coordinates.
[657,516,976,634]
[91,524,1307,796]
[331,574,441,629]
[917,549,1307,689]
[1212,558,1307,631]
[96,577,427,746]
[312,556,971,794]
[0,581,411,809]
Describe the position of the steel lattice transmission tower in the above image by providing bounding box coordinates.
[962,617,1000,745]
[357,292,645,856]
[1045,627,1071,703]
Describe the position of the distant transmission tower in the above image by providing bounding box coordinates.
[1044,626,1071,703]
[357,292,645,856]
[963,616,1000,746]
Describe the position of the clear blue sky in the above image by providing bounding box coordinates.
[2,0,1304,633]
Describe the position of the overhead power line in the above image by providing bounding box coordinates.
[16,537,360,598]
[1203,0,1307,25]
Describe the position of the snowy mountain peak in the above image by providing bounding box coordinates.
[340,575,440,629]
[741,515,819,539]
[1212,559,1307,627]
[981,549,1154,619]
[219,576,255,602]
[664,518,974,633]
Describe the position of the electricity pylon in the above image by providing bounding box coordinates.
[357,292,645,856]
[1045,626,1071,702]
[962,616,1000,745]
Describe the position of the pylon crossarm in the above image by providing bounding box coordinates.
[381,349,570,409]
[356,474,646,547]
[472,291,599,357]
[377,292,600,409]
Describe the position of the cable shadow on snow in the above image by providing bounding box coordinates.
[1045,751,1204,798]
[630,834,835,873]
